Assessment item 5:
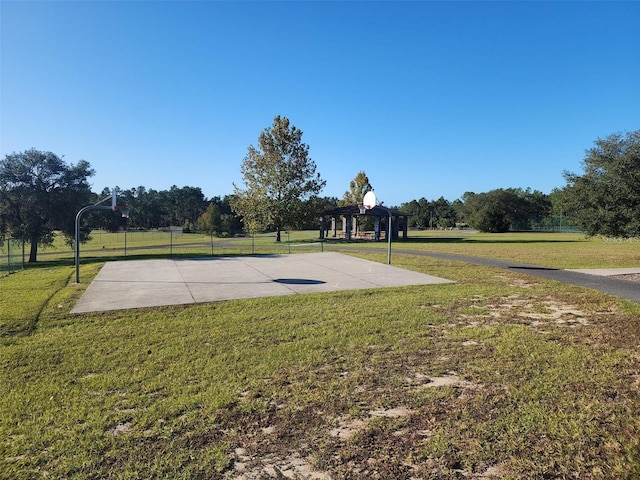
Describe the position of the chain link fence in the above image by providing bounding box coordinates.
[22,229,327,266]
[0,238,26,276]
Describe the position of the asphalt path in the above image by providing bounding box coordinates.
[336,246,640,304]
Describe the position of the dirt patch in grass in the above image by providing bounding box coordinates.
[3,258,640,480]
[211,287,640,479]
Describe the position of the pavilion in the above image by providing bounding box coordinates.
[320,205,411,241]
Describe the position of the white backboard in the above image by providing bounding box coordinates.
[363,191,377,209]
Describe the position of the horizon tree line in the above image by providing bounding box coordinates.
[2,128,638,261]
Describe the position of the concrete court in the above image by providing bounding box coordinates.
[71,252,454,313]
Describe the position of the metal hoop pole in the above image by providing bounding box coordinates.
[75,205,112,283]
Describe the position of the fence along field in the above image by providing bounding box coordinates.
[1,229,326,270]
[5,229,640,273]
[0,238,25,276]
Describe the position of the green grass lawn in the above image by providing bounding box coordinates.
[8,229,640,268]
[369,230,640,269]
[1,232,639,479]
[11,230,325,265]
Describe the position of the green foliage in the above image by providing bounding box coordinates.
[461,188,551,232]
[196,198,243,237]
[340,171,375,231]
[339,171,372,206]
[197,202,223,236]
[0,149,95,262]
[109,185,208,230]
[563,130,640,237]
[232,116,326,240]
[401,196,458,229]
[81,186,243,237]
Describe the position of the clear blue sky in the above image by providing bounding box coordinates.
[2,1,638,206]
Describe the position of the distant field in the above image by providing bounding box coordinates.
[4,229,640,270]
[2,230,326,267]
[1,231,639,478]
[395,230,640,269]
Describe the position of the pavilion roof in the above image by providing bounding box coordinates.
[322,205,411,217]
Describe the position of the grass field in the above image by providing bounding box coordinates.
[1,232,639,479]
[6,228,640,269]
[1,230,332,278]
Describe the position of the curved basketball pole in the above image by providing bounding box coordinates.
[74,189,130,283]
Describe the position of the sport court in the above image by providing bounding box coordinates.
[72,252,454,313]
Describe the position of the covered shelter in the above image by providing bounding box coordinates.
[320,205,410,241]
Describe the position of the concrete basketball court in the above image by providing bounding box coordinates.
[72,252,454,313]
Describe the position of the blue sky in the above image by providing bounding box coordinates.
[2,1,638,206]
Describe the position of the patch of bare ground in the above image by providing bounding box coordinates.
[451,293,595,330]
[405,372,481,390]
[221,367,497,479]
[216,287,639,480]
[450,291,640,351]
[109,422,132,436]
[230,449,331,479]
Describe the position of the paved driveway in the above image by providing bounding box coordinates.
[71,252,454,313]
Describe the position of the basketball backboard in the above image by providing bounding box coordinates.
[363,191,377,210]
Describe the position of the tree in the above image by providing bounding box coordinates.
[430,197,457,229]
[130,187,168,229]
[340,171,374,232]
[339,171,372,206]
[563,130,640,237]
[197,196,243,237]
[231,116,326,241]
[197,202,224,237]
[0,149,94,262]
[86,187,129,233]
[461,188,549,233]
[401,197,458,229]
[401,198,430,228]
[166,185,207,231]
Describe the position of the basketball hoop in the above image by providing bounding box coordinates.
[362,190,391,264]
[75,188,128,283]
[363,191,377,211]
[114,205,130,219]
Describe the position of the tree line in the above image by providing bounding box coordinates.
[2,121,638,262]
[399,188,562,233]
[101,185,337,237]
[91,186,242,235]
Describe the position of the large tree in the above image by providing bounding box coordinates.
[563,130,640,237]
[339,171,372,206]
[461,188,550,233]
[401,197,430,228]
[231,116,326,241]
[0,149,94,262]
[339,171,374,231]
